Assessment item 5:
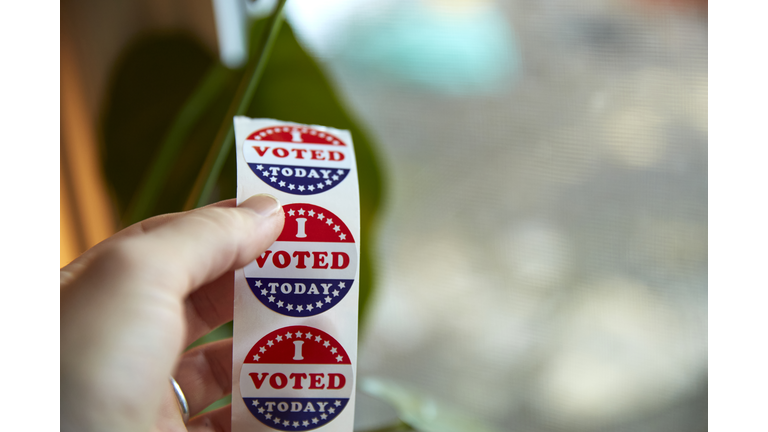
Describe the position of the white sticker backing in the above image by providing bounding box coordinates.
[233,117,360,432]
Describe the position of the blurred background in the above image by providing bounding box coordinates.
[61,0,707,431]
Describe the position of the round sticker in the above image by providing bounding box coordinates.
[244,203,356,317]
[244,126,351,195]
[240,325,353,431]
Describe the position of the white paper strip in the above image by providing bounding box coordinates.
[232,117,360,432]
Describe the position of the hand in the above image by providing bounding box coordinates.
[61,195,285,432]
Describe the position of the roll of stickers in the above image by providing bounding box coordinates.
[233,117,360,432]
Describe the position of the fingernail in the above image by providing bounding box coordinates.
[241,193,282,217]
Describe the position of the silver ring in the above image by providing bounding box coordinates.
[170,376,190,424]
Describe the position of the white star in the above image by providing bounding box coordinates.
[321,414,328,420]
[330,347,337,354]
[296,331,303,338]
[323,341,330,347]
[279,181,286,187]
[274,417,281,424]
[316,301,323,308]
[252,400,259,406]
[265,413,272,419]
[308,210,315,216]
[267,340,274,347]
[326,219,334,226]
[325,296,332,303]
[293,421,299,427]
[296,305,304,312]
[285,332,293,339]
[268,295,275,302]
[270,177,277,182]
[317,213,325,220]
[334,400,342,407]
[305,332,313,339]
[325,179,332,185]
[276,335,283,342]
[277,300,284,307]
[288,184,295,190]
[337,169,344,175]
[262,170,269,176]
[283,420,290,426]
[258,407,265,414]
[339,233,346,240]
[317,183,324,189]
[332,290,339,297]
[287,304,294,311]
[254,280,262,287]
[306,304,314,311]
[259,346,266,353]
[253,354,260,361]
[315,335,322,342]
[328,408,336,414]
[298,185,305,191]
[256,164,263,170]
[302,420,309,426]
[260,288,267,296]
[287,209,295,216]
[338,281,346,288]
[298,208,305,215]
[308,185,315,191]
[333,225,340,232]
[336,355,343,362]
[332,175,339,181]
[312,418,319,424]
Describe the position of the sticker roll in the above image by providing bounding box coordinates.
[233,117,360,432]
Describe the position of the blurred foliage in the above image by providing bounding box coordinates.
[100,18,384,329]
[360,378,501,432]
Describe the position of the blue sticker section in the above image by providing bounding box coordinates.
[248,163,350,195]
[244,398,349,431]
[248,278,354,317]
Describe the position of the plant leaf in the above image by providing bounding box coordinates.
[240,19,386,326]
[360,378,503,432]
[100,21,384,327]
[100,33,241,219]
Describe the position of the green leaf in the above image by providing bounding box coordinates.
[124,63,232,225]
[100,20,384,329]
[100,32,241,219]
[184,0,288,211]
[360,378,503,432]
[241,20,386,326]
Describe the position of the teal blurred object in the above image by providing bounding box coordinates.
[336,1,521,95]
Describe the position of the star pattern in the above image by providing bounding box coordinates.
[248,327,345,363]
[244,325,350,428]
[254,163,349,195]
[248,197,354,316]
[246,203,354,320]
[246,397,348,431]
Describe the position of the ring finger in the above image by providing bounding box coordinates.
[173,338,233,417]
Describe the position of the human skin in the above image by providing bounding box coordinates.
[61,194,285,432]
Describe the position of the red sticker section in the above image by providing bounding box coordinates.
[244,126,352,196]
[244,203,357,317]
[240,326,353,431]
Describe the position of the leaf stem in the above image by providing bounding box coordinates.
[183,0,288,210]
[123,64,230,226]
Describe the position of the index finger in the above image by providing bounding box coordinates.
[61,199,240,286]
[108,194,284,298]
